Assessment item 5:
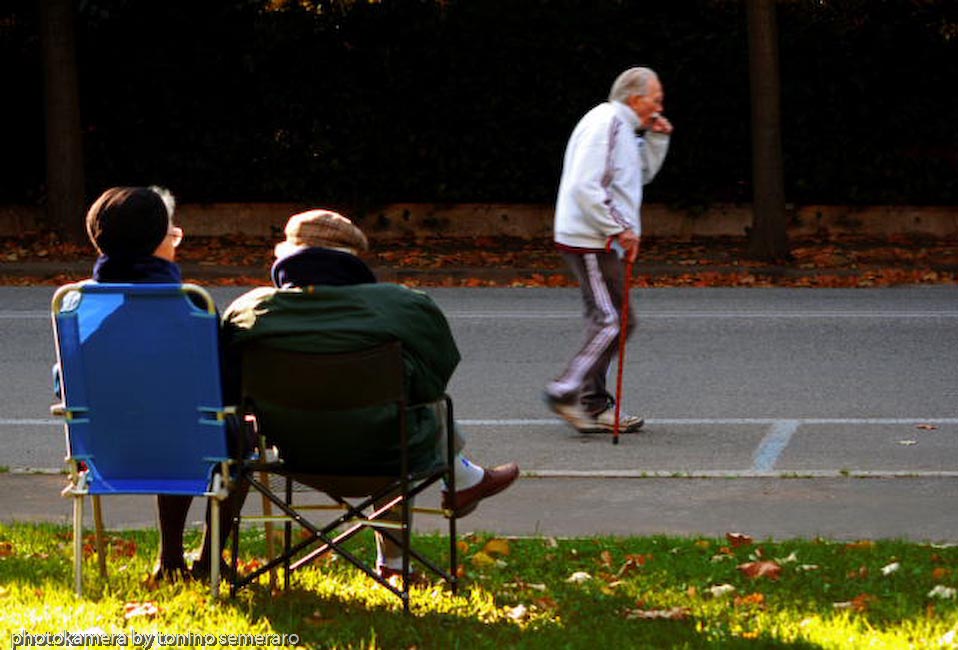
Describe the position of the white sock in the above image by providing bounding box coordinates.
[453,454,484,490]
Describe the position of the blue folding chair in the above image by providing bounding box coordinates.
[50,282,234,597]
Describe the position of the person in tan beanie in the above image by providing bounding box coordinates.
[221,209,519,581]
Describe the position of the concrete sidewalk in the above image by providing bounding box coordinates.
[5,471,958,543]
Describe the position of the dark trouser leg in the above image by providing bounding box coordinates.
[156,494,192,578]
[194,478,250,574]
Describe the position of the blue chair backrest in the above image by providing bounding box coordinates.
[52,283,229,495]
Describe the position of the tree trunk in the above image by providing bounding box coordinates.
[745,0,789,261]
[40,0,86,243]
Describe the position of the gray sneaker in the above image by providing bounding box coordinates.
[579,407,645,433]
[543,393,594,431]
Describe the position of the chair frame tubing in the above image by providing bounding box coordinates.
[230,392,459,613]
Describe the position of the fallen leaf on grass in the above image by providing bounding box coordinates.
[503,579,547,592]
[709,584,737,598]
[236,558,264,574]
[844,540,876,551]
[881,562,900,576]
[617,554,652,577]
[505,604,528,621]
[483,538,511,557]
[833,593,877,612]
[566,571,592,584]
[534,596,559,611]
[738,560,782,581]
[734,593,766,609]
[470,551,497,568]
[123,601,159,620]
[0,541,14,557]
[928,585,958,599]
[110,537,137,558]
[624,606,690,620]
[932,567,952,580]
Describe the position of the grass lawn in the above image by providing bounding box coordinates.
[2,523,958,649]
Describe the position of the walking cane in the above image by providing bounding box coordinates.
[612,258,634,445]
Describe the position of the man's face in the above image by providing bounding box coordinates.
[625,76,664,128]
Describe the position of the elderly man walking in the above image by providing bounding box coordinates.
[544,66,673,433]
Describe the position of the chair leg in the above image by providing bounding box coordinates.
[210,497,220,598]
[260,470,277,591]
[231,505,241,599]
[73,495,84,598]
[445,396,459,595]
[284,477,292,591]
[402,488,411,614]
[92,495,107,579]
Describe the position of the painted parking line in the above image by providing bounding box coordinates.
[752,420,800,472]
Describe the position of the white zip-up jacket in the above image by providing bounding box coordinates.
[554,101,670,250]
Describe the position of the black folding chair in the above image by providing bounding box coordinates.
[229,341,458,612]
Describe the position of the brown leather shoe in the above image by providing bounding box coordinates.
[441,462,519,518]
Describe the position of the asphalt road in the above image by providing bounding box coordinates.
[2,286,957,541]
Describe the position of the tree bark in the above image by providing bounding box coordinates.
[40,0,86,243]
[745,0,789,260]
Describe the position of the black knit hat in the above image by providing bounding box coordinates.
[85,187,171,258]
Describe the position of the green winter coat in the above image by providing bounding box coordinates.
[221,283,460,474]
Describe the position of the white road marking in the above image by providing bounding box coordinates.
[0,311,50,320]
[527,469,958,479]
[446,311,958,320]
[456,418,958,426]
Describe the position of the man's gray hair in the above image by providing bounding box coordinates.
[609,67,658,103]
[148,185,176,221]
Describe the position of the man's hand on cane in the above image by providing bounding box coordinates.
[616,229,641,263]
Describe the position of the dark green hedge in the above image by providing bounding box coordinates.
[3,0,956,209]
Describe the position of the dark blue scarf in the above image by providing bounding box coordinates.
[271,247,376,288]
[92,255,183,284]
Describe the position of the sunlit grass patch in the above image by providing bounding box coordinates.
[2,523,958,649]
